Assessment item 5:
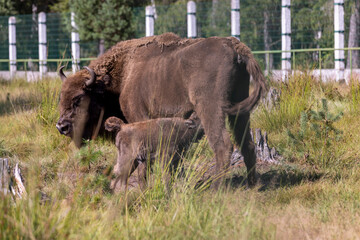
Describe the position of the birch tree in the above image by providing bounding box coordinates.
[346,0,359,68]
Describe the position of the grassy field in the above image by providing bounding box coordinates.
[1,74,360,239]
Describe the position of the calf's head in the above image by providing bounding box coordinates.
[56,66,104,148]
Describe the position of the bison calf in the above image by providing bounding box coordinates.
[105,113,204,192]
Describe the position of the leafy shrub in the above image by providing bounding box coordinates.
[76,141,103,169]
[285,99,344,168]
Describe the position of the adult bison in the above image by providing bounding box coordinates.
[56,33,266,187]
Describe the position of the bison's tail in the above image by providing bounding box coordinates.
[104,116,125,133]
[226,40,267,116]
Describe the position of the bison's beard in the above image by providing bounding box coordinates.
[72,96,91,148]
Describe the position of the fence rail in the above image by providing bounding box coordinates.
[0,47,359,83]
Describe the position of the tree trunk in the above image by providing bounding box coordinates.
[98,39,105,56]
[347,0,360,69]
[151,0,157,19]
[263,11,273,73]
[30,4,38,61]
[211,0,218,28]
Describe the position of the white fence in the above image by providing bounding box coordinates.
[2,0,355,83]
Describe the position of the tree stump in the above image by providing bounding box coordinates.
[0,158,27,200]
[252,128,281,164]
[230,128,282,167]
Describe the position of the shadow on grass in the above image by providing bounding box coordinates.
[0,93,39,116]
[228,164,323,191]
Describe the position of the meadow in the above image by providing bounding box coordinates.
[0,73,360,239]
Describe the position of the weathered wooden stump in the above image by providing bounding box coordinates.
[0,158,27,200]
[253,128,281,164]
[230,128,281,167]
[262,87,280,111]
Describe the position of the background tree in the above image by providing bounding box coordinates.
[69,0,146,55]
[0,0,16,15]
[346,0,359,69]
[239,0,281,70]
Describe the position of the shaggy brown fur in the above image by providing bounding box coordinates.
[104,113,204,192]
[57,33,267,187]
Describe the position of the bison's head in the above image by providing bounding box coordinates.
[56,66,105,148]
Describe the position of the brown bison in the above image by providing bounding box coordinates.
[104,112,204,191]
[56,33,266,187]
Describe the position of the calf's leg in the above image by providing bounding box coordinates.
[111,147,138,192]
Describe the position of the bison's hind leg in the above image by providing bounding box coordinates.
[194,106,233,189]
[228,113,257,186]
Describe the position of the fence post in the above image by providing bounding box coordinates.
[281,0,291,80]
[71,12,80,73]
[231,0,240,40]
[334,0,345,82]
[38,12,47,78]
[146,6,155,37]
[187,1,197,38]
[8,16,16,79]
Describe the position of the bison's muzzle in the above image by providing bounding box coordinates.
[56,119,72,136]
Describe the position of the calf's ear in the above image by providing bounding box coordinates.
[104,117,123,132]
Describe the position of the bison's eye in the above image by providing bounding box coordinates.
[72,95,83,108]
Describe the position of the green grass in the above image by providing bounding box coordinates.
[1,74,360,239]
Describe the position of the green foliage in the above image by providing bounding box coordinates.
[0,139,11,156]
[349,79,360,112]
[76,141,103,169]
[49,0,70,13]
[292,0,334,49]
[285,99,344,168]
[240,0,281,49]
[1,76,360,239]
[253,72,315,132]
[70,0,135,48]
[291,0,335,68]
[0,0,16,15]
[154,1,187,37]
[99,0,134,46]
[200,1,230,38]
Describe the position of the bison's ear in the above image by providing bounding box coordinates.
[103,74,111,86]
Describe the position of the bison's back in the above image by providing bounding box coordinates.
[119,36,245,123]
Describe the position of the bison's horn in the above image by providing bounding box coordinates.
[84,66,96,87]
[58,66,67,82]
